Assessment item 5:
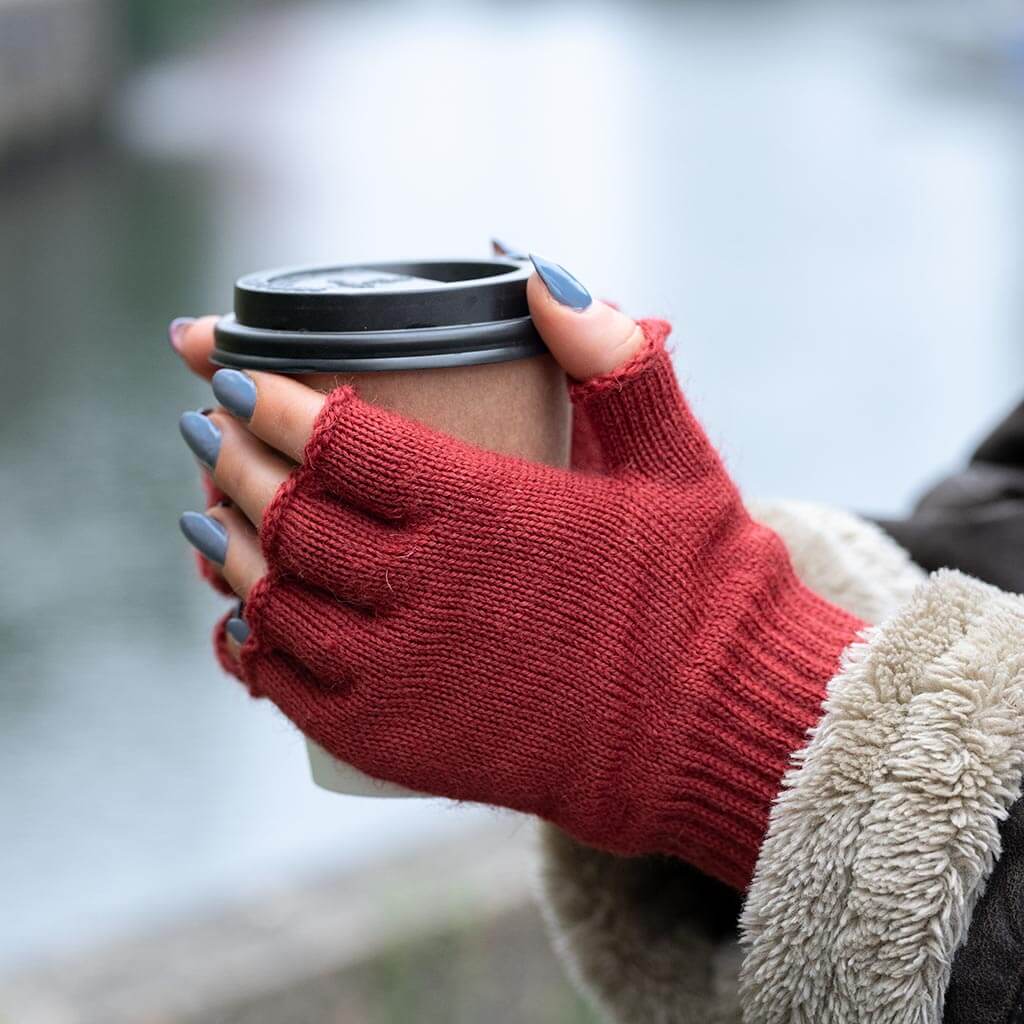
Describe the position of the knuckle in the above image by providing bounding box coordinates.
[607,322,646,366]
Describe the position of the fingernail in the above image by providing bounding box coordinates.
[168,317,196,353]
[179,511,228,565]
[528,254,592,311]
[226,617,250,644]
[179,410,221,469]
[492,238,528,261]
[212,369,257,421]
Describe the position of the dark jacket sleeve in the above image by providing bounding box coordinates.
[945,796,1024,1023]
[874,396,1024,595]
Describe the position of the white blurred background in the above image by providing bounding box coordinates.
[2,0,1023,1018]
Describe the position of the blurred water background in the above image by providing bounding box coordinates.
[2,0,1024,1013]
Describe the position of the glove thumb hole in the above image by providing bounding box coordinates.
[567,318,726,487]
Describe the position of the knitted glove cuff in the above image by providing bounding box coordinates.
[642,542,865,889]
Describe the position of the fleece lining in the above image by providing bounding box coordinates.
[740,570,1024,1024]
[538,827,744,1024]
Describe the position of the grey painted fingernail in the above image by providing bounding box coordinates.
[528,254,592,311]
[491,238,528,261]
[226,617,250,644]
[179,512,228,565]
[168,317,196,352]
[212,369,257,421]
[179,410,221,469]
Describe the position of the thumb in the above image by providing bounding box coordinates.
[527,255,646,381]
[528,256,726,487]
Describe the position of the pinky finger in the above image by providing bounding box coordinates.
[222,603,250,659]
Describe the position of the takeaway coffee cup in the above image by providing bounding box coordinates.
[214,259,572,797]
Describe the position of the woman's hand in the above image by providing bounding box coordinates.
[172,258,863,890]
[171,257,647,635]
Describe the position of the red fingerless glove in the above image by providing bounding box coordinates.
[220,320,864,890]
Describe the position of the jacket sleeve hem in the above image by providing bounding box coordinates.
[740,569,1024,1024]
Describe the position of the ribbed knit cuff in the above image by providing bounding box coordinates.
[649,548,866,891]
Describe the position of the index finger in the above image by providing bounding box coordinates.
[211,368,326,464]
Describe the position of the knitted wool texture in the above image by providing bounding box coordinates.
[217,320,864,890]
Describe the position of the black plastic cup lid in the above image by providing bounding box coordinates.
[213,258,544,373]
